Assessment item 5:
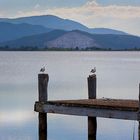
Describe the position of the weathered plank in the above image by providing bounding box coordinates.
[40,99,138,111]
[34,99,139,120]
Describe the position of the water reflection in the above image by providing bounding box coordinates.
[39,114,139,140]
[88,117,97,140]
[39,115,97,140]
[39,113,47,140]
[0,110,34,124]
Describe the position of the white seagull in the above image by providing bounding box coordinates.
[90,67,96,75]
[40,66,45,73]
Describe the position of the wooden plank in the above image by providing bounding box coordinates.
[34,101,138,120]
[43,99,139,111]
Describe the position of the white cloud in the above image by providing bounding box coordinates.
[0,11,7,18]
[15,2,140,19]
[17,10,46,17]
[46,1,140,19]
[86,0,98,6]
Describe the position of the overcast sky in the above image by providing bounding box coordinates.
[0,0,140,35]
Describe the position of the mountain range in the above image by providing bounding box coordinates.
[0,15,127,35]
[1,29,140,50]
[0,15,139,50]
[0,22,51,42]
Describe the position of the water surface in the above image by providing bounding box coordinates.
[0,51,140,140]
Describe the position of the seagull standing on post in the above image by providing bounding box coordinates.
[90,67,96,75]
[40,66,45,73]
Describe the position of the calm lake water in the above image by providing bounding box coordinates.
[0,51,140,140]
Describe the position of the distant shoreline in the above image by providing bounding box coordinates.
[0,47,140,52]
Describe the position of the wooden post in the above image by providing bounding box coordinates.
[38,74,49,140]
[138,83,140,140]
[88,74,97,140]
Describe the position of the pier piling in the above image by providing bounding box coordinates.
[88,74,97,140]
[38,74,49,140]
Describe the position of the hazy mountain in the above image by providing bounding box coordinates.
[0,15,89,32]
[90,28,128,35]
[1,30,140,50]
[0,18,8,21]
[0,30,67,48]
[47,31,140,50]
[0,22,52,42]
[0,15,128,35]
[91,34,140,50]
[47,31,99,49]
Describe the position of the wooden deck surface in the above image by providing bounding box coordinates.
[46,99,139,111]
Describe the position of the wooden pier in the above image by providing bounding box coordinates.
[34,73,140,140]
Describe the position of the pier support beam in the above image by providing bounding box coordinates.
[88,74,97,140]
[38,74,49,140]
